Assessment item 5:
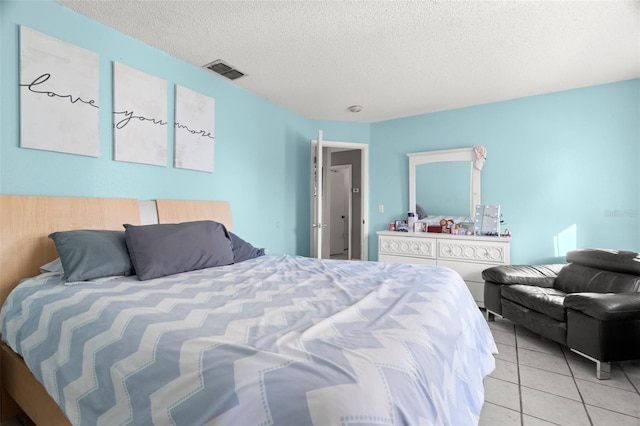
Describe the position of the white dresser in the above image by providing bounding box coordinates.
[377,231,511,307]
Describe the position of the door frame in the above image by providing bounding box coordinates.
[310,138,369,260]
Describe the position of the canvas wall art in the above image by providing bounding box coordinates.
[174,85,215,172]
[20,26,99,157]
[113,62,167,166]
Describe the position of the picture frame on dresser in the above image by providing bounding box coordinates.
[394,220,408,232]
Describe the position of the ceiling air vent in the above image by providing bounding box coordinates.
[203,60,246,80]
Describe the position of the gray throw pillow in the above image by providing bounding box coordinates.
[416,204,428,220]
[124,220,234,281]
[229,232,265,263]
[48,230,134,282]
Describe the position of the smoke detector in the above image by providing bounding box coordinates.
[203,60,246,80]
[347,105,363,113]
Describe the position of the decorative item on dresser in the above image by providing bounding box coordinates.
[377,231,510,307]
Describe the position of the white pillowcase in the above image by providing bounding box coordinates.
[418,215,470,226]
[39,258,64,274]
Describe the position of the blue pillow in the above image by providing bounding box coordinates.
[229,232,265,263]
[124,220,234,281]
[48,230,134,282]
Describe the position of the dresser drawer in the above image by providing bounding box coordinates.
[437,239,509,265]
[378,235,435,260]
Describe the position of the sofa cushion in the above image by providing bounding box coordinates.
[482,264,565,287]
[502,299,567,346]
[502,284,567,322]
[567,249,640,276]
[554,264,640,294]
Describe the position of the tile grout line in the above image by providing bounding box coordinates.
[569,358,640,419]
[513,323,525,426]
[513,328,563,425]
[512,327,563,426]
[487,320,640,425]
[562,345,594,425]
[620,364,640,394]
[578,362,640,421]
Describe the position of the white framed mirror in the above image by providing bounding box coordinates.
[408,146,486,219]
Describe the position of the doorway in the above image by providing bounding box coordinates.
[310,136,368,261]
[329,165,352,260]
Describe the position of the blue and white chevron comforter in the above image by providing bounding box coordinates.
[1,255,496,426]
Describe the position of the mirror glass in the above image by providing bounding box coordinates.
[416,161,471,217]
[408,147,483,220]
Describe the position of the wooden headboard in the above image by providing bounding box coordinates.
[0,196,233,307]
[156,199,233,231]
[0,195,140,306]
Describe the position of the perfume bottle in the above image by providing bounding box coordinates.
[407,212,416,232]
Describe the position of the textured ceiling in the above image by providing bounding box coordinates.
[55,0,640,123]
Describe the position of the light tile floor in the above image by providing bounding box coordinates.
[481,316,640,426]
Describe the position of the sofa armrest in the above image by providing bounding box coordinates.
[564,292,640,321]
[481,264,565,287]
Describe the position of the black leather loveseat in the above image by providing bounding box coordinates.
[482,249,640,379]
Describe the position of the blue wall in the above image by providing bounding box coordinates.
[370,80,640,263]
[2,1,638,263]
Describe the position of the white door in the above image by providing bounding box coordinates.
[310,132,369,260]
[310,131,325,258]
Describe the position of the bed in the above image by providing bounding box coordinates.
[0,195,496,425]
